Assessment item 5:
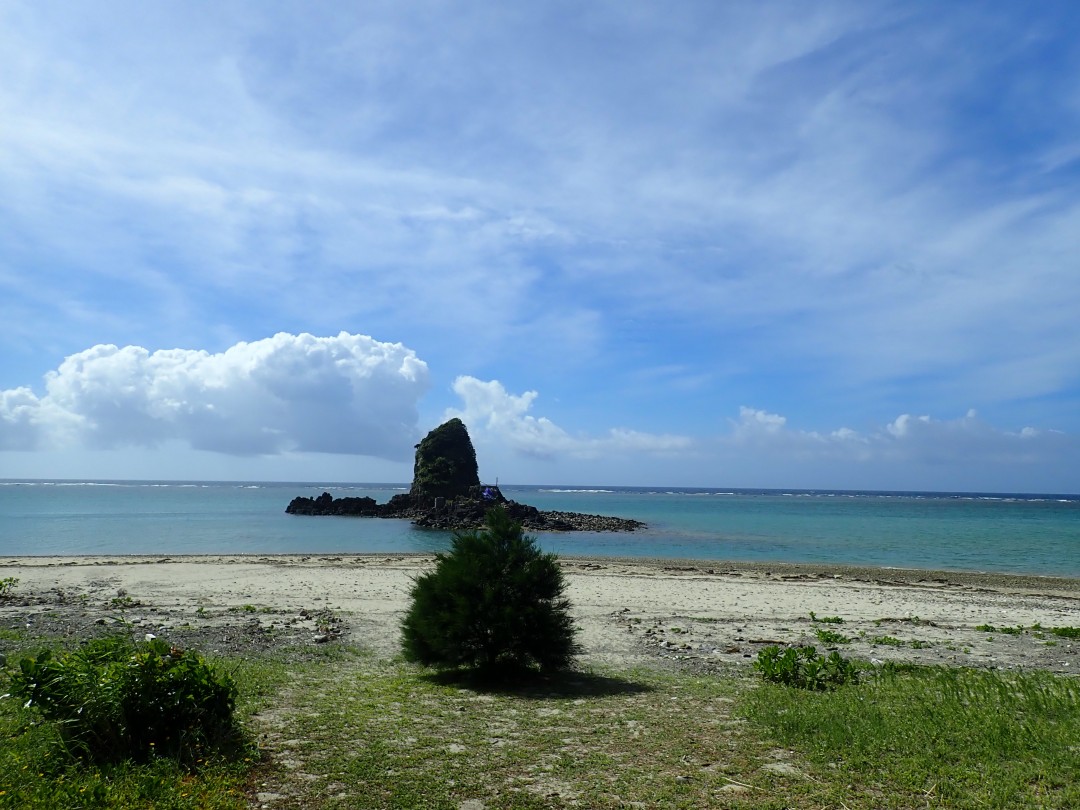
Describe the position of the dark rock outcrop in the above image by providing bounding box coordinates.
[410,417,479,503]
[284,492,380,516]
[285,419,645,533]
[286,486,644,532]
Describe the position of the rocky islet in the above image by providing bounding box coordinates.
[286,418,645,533]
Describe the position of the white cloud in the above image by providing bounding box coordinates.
[0,332,428,457]
[733,406,787,437]
[447,376,693,459]
[726,406,1071,469]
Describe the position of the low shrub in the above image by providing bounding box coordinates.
[754,645,859,690]
[401,505,579,673]
[7,635,241,766]
[814,628,851,645]
[0,577,18,597]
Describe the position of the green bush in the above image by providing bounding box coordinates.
[401,506,579,673]
[754,645,859,690]
[7,635,241,766]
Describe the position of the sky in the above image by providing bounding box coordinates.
[2,1,1079,493]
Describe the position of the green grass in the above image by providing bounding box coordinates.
[270,651,771,808]
[5,634,1080,808]
[743,664,1080,808]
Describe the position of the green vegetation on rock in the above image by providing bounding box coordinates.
[409,417,481,502]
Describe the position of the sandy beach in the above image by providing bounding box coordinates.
[2,554,1079,674]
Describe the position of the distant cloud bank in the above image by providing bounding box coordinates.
[727,406,1071,469]
[0,332,428,458]
[1,336,1074,486]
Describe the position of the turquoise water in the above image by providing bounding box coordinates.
[1,481,1078,577]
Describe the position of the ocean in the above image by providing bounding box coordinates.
[1,480,1078,577]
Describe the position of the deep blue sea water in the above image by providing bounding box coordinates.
[1,480,1078,577]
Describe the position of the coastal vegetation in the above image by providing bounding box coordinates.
[4,560,1080,808]
[753,644,859,690]
[0,634,290,810]
[8,635,243,767]
[401,506,579,673]
[3,633,1080,808]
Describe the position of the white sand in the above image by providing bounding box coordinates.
[2,555,1078,672]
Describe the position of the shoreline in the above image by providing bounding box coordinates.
[3,553,1079,675]
[3,553,1078,596]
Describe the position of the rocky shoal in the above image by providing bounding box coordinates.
[285,491,645,533]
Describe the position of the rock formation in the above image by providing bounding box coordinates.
[286,419,645,532]
[409,417,479,503]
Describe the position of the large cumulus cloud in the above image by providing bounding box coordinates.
[0,332,429,457]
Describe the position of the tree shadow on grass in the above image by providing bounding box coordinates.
[419,665,654,699]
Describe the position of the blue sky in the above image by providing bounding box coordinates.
[2,1,1079,492]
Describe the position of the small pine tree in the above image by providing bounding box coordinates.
[401,506,579,672]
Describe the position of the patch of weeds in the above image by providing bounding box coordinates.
[909,639,934,649]
[814,628,851,645]
[0,577,20,597]
[976,624,1023,635]
[754,645,858,690]
[809,611,844,624]
[108,595,139,609]
[870,635,904,647]
[1049,626,1080,640]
